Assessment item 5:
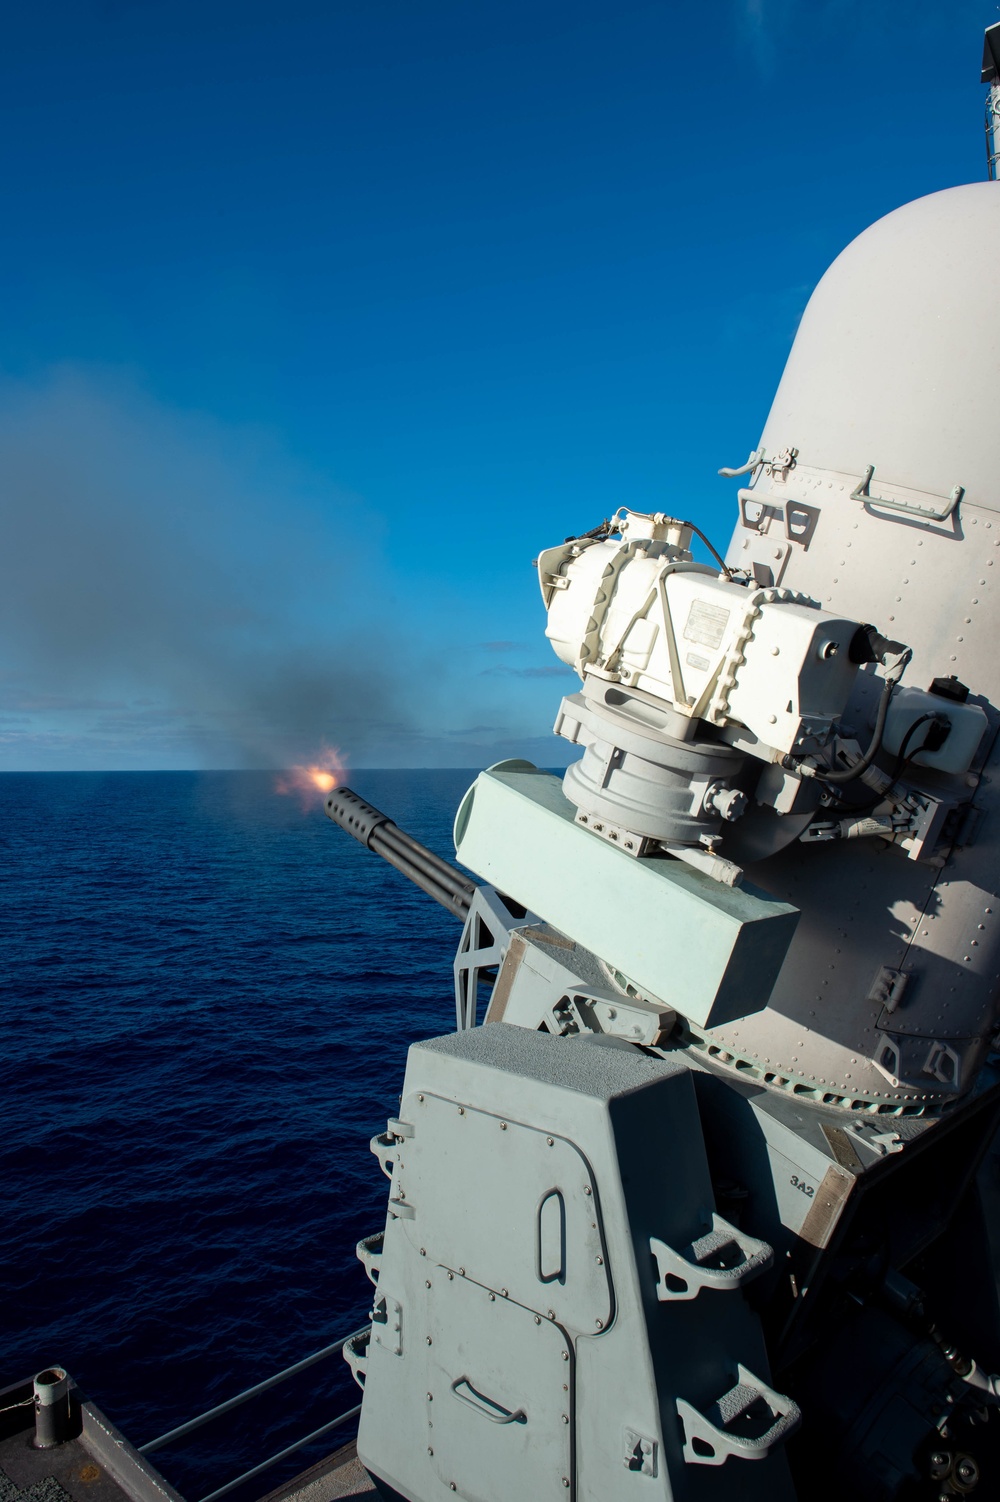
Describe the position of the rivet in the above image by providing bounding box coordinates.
[561,1350,569,1360]
[561,1413,569,1424]
[427,1392,433,1401]
[535,1315,541,1324]
[418,1094,425,1102]
[427,1447,434,1456]
[426,1336,433,1345]
[500,1121,507,1130]
[459,1267,465,1276]
[501,1288,508,1297]
[458,1106,465,1115]
[583,1185,592,1195]
[420,1248,427,1257]
[547,1137,554,1146]
[595,1318,604,1329]
[596,1255,604,1264]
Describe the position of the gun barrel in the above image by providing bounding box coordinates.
[325,786,476,918]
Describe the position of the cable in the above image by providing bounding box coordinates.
[681,520,734,580]
[821,713,950,814]
[817,678,897,785]
[564,515,735,581]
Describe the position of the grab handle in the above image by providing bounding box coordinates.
[451,1378,526,1425]
[851,464,963,523]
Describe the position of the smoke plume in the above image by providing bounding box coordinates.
[0,367,411,769]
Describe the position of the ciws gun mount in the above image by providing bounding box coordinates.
[324,30,1000,1502]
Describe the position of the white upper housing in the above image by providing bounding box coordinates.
[755,183,999,515]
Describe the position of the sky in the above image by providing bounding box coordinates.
[0,0,995,771]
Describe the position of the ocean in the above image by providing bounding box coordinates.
[1,769,476,1501]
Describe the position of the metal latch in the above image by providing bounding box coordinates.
[623,1429,657,1476]
[650,1214,773,1301]
[676,1365,800,1465]
[868,965,908,1013]
[370,1293,402,1355]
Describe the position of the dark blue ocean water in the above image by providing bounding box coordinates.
[1,770,474,1500]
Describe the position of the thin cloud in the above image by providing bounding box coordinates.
[480,664,573,679]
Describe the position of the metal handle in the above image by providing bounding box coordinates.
[450,1378,526,1425]
[851,464,963,523]
[718,449,763,479]
[650,1214,773,1301]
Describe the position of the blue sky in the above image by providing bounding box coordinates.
[0,0,994,770]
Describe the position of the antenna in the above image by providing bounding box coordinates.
[983,22,1000,179]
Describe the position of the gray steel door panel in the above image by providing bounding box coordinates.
[398,1090,612,1333]
[426,1273,574,1501]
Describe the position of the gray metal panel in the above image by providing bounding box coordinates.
[357,1026,798,1502]
[394,1092,612,1332]
[425,1275,573,1501]
[454,764,799,1029]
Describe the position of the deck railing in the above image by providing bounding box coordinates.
[138,1322,369,1502]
